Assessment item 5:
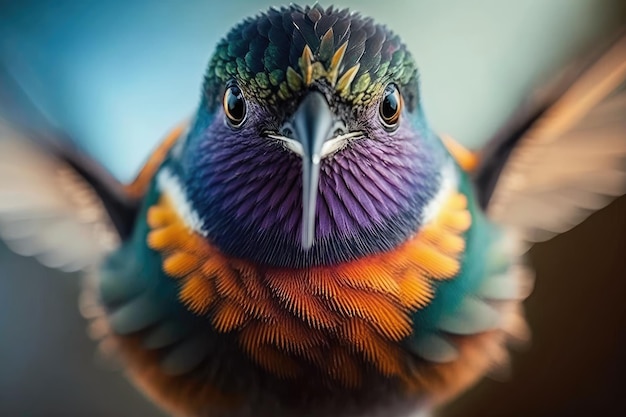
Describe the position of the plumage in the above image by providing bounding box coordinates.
[0,126,120,271]
[0,4,625,417]
[474,33,626,243]
[142,188,472,389]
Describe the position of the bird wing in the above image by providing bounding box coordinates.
[473,32,626,242]
[0,64,143,272]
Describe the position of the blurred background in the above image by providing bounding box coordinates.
[0,0,625,416]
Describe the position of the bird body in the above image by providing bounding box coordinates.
[1,4,625,417]
[92,129,523,417]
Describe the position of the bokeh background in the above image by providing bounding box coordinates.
[0,1,625,416]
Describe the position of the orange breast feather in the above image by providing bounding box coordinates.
[147,191,471,387]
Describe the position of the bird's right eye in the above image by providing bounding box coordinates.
[223,84,247,127]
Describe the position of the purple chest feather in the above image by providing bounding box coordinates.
[182,123,444,268]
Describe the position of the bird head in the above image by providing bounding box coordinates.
[167,5,451,268]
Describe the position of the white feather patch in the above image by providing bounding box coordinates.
[421,159,459,225]
[156,168,207,236]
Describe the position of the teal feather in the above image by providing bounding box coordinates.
[160,334,212,376]
[98,185,211,370]
[143,319,195,350]
[408,334,459,363]
[409,166,502,335]
[406,162,522,363]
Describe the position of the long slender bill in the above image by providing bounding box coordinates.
[290,91,334,250]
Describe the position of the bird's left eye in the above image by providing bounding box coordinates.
[223,84,247,127]
[379,84,403,130]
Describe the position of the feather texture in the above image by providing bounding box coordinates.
[475,33,626,242]
[181,113,445,267]
[0,126,119,271]
[0,121,186,271]
[146,187,471,387]
[204,4,418,110]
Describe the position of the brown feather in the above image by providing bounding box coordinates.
[476,33,626,242]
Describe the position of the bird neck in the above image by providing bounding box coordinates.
[163,133,451,268]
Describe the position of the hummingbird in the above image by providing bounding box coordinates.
[0,5,625,417]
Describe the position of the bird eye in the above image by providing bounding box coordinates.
[223,84,246,127]
[379,84,402,130]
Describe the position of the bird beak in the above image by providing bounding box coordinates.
[291,91,335,250]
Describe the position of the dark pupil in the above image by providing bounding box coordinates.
[382,89,399,121]
[227,87,244,121]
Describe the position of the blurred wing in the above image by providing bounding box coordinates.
[0,65,139,272]
[474,33,626,242]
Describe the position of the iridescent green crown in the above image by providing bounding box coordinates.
[204,4,419,109]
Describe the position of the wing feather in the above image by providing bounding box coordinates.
[474,32,626,242]
[0,126,124,271]
[0,64,140,271]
